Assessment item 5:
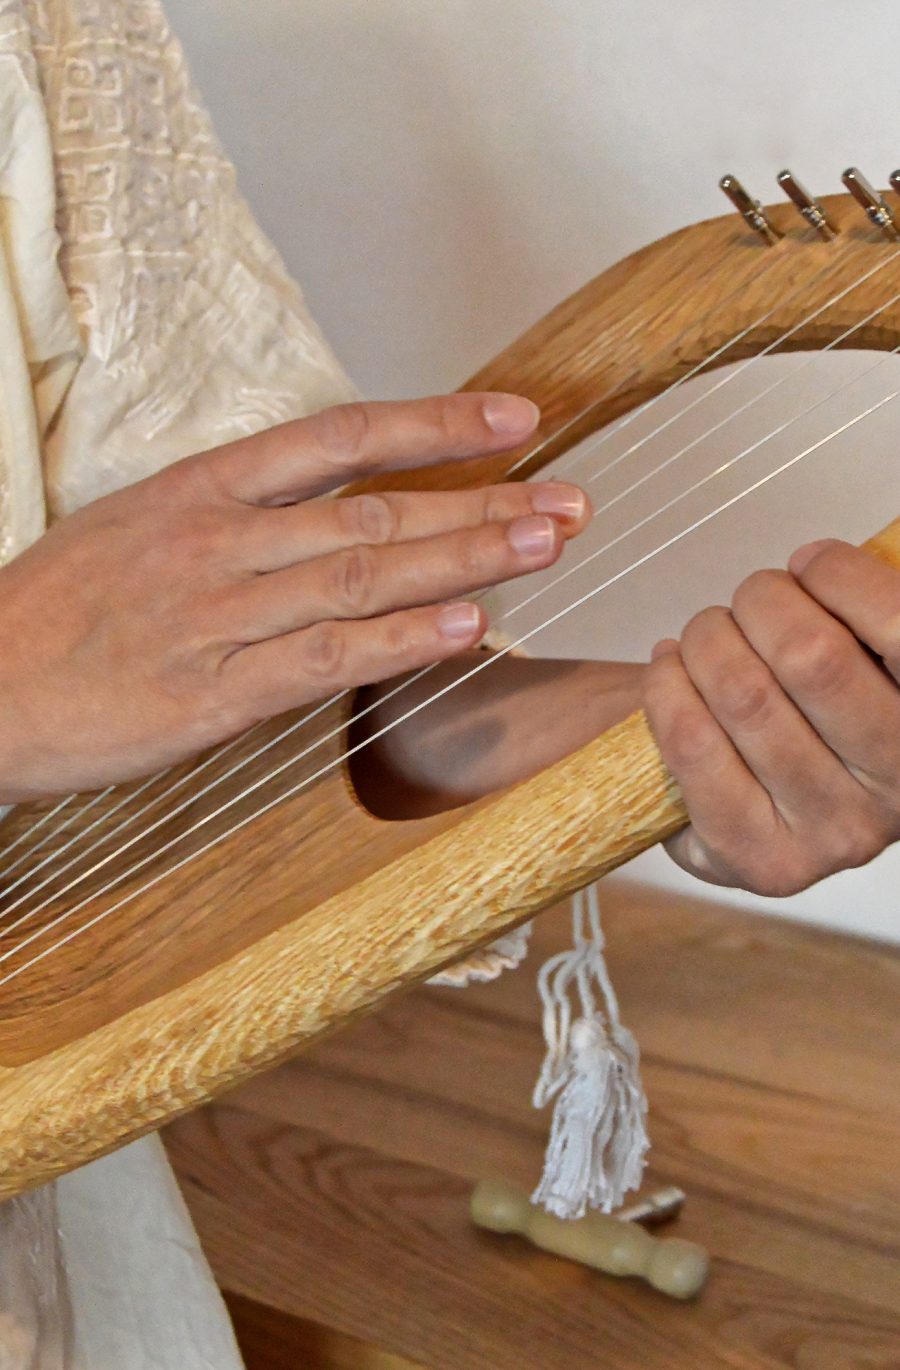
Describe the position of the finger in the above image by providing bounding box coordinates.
[224,600,486,718]
[201,393,540,504]
[678,600,857,828]
[226,513,564,641]
[662,826,744,888]
[643,639,786,888]
[789,538,900,679]
[242,480,589,572]
[732,567,900,804]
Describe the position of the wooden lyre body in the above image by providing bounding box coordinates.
[1,188,899,1198]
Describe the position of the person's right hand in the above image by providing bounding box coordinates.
[0,393,589,803]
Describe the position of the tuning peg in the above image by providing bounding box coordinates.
[776,170,838,240]
[719,175,782,245]
[889,170,900,203]
[842,167,899,240]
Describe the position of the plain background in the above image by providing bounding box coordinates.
[168,0,900,942]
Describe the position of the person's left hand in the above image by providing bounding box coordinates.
[642,539,900,896]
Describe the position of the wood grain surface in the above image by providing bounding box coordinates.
[3,190,900,1196]
[223,1295,426,1370]
[167,884,900,1370]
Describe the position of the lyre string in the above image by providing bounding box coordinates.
[2,239,892,897]
[504,231,872,481]
[1,364,897,985]
[0,699,342,924]
[574,245,900,490]
[3,261,898,937]
[0,795,76,867]
[1,264,898,953]
[509,299,900,623]
[1,389,893,989]
[0,788,115,883]
[0,236,799,884]
[0,724,271,906]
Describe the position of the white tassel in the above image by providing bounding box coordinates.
[531,884,649,1219]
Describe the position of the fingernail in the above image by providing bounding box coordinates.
[507,515,556,558]
[651,638,679,661]
[439,602,482,640]
[483,394,540,436]
[789,538,840,577]
[531,483,588,522]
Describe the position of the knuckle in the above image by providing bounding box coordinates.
[455,529,494,583]
[382,615,415,660]
[774,626,852,700]
[732,568,790,620]
[315,403,372,466]
[749,862,812,898]
[683,604,730,643]
[182,509,235,568]
[729,837,815,897]
[824,815,887,873]
[330,544,377,615]
[143,506,230,581]
[156,452,215,503]
[793,540,845,584]
[193,684,250,746]
[430,394,461,442]
[297,622,347,681]
[661,708,720,773]
[738,816,886,896]
[340,493,398,545]
[865,769,900,823]
[641,655,674,711]
[484,489,518,524]
[714,663,774,730]
[679,604,730,660]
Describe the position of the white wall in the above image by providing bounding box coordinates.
[168,0,900,941]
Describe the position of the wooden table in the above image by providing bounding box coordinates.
[165,882,900,1369]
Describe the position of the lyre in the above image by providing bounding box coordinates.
[1,178,900,1197]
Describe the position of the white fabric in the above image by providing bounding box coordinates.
[0,1,527,1362]
[58,1138,245,1369]
[0,1182,71,1369]
[429,921,532,986]
[0,0,355,1364]
[0,1137,248,1369]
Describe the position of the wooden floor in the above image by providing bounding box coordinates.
[165,881,900,1370]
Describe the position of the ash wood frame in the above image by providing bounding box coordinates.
[1,192,899,1197]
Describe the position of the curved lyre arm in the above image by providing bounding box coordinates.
[345,182,900,892]
[1,192,899,1198]
[349,191,900,500]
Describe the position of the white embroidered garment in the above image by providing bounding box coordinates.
[0,0,356,1364]
[0,0,538,1362]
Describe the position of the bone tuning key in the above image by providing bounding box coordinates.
[470,1178,710,1301]
[719,174,782,245]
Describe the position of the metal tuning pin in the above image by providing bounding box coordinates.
[842,167,899,240]
[617,1186,687,1228]
[776,169,837,240]
[890,169,900,203]
[719,175,782,244]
